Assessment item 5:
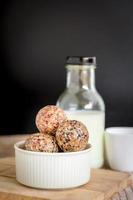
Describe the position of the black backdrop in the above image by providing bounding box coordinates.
[1,0,133,134]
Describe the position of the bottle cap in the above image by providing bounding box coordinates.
[66,56,96,66]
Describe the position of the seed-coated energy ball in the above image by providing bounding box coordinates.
[56,120,89,152]
[35,105,67,135]
[25,133,59,153]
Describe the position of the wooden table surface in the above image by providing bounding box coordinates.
[0,134,133,200]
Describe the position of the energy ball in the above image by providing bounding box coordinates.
[35,105,67,135]
[56,120,89,152]
[25,133,59,153]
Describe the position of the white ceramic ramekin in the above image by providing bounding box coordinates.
[14,141,91,189]
[105,127,133,172]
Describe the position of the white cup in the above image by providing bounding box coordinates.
[14,141,92,189]
[105,127,133,172]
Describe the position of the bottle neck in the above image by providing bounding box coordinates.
[66,65,96,92]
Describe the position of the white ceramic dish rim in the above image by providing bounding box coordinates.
[105,127,133,136]
[14,141,92,156]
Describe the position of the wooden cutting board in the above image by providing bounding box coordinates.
[0,157,132,200]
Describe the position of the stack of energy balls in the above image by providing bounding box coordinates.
[25,105,89,153]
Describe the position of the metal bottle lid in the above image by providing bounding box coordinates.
[66,56,96,66]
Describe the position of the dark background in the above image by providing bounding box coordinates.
[1,0,133,135]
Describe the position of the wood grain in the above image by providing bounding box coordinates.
[0,157,132,200]
[0,135,133,199]
[0,134,29,157]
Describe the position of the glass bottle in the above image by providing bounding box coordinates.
[56,56,105,168]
